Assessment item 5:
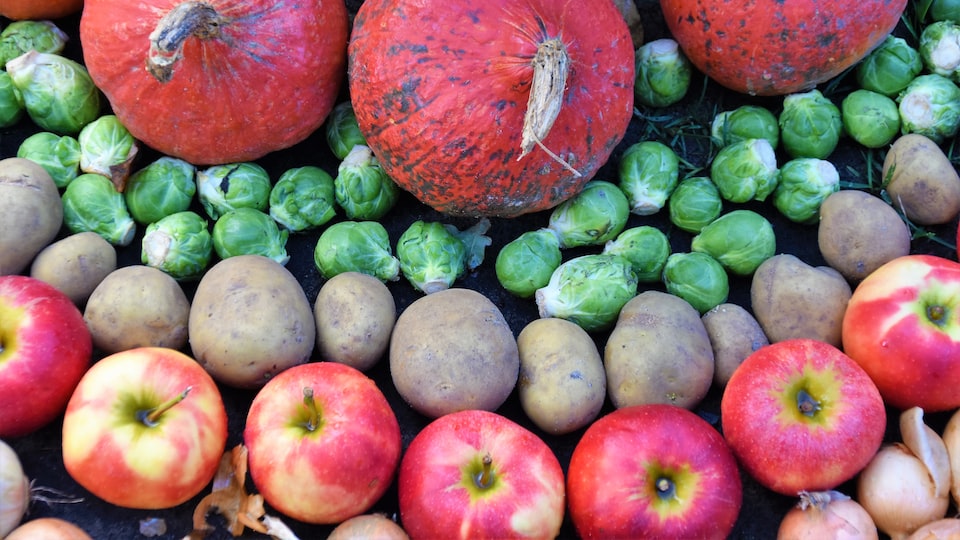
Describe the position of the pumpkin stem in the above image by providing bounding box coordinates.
[519,37,581,178]
[147,1,224,83]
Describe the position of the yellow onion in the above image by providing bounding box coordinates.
[942,407,960,507]
[905,518,960,539]
[777,490,878,540]
[0,439,30,538]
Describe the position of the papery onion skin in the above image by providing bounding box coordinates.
[905,518,960,540]
[777,490,878,540]
[943,408,960,507]
[5,517,93,540]
[0,440,30,538]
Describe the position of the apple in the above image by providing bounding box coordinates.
[567,404,741,539]
[842,253,960,411]
[61,346,228,509]
[243,361,401,524]
[397,409,565,539]
[0,275,92,438]
[720,338,886,495]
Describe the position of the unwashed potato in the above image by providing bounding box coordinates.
[516,317,606,435]
[189,254,315,388]
[818,189,911,282]
[604,290,714,410]
[750,253,852,347]
[882,133,960,225]
[314,271,396,371]
[701,303,769,388]
[83,265,190,354]
[389,288,519,419]
[0,157,63,276]
[30,231,117,306]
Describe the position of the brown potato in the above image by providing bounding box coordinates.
[701,303,769,388]
[30,231,117,306]
[882,132,960,225]
[0,157,63,275]
[314,271,396,371]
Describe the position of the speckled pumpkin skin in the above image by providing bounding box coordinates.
[348,0,635,218]
[661,0,908,96]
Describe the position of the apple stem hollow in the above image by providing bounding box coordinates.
[302,387,321,432]
[928,305,946,325]
[796,389,821,417]
[475,454,494,489]
[139,386,191,427]
[655,477,676,500]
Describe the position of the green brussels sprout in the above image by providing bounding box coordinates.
[61,173,136,246]
[495,228,562,298]
[690,209,776,276]
[197,162,271,220]
[897,73,960,143]
[396,220,467,294]
[779,89,843,159]
[772,158,840,224]
[325,101,367,160]
[668,176,723,234]
[710,105,780,149]
[313,220,401,282]
[662,252,729,314]
[211,208,289,265]
[534,253,639,333]
[709,138,779,203]
[549,180,630,248]
[618,140,680,215]
[634,38,692,107]
[16,131,81,188]
[0,20,69,66]
[141,211,212,280]
[856,35,923,97]
[920,20,960,81]
[269,165,337,232]
[0,71,24,128]
[334,145,400,220]
[124,156,197,225]
[929,0,960,22]
[841,89,900,148]
[602,225,671,282]
[5,50,100,135]
[443,218,492,272]
[78,114,137,180]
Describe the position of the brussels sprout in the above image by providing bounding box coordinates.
[602,225,671,282]
[549,180,630,248]
[124,156,197,225]
[920,20,960,80]
[495,228,562,298]
[325,101,367,160]
[141,211,212,280]
[662,252,729,314]
[618,141,680,215]
[334,145,400,220]
[5,50,100,135]
[897,73,960,143]
[16,131,81,188]
[211,208,289,265]
[634,38,692,107]
[840,89,900,148]
[856,35,923,98]
[0,71,24,128]
[313,220,401,282]
[534,253,639,333]
[197,161,271,220]
[668,176,723,233]
[0,20,69,67]
[710,105,780,149]
[396,220,467,294]
[772,158,840,224]
[929,0,960,22]
[779,89,843,159]
[709,138,779,203]
[269,165,337,232]
[690,209,776,276]
[78,114,137,184]
[443,218,492,272]
[61,173,136,246]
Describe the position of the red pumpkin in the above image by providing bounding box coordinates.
[660,0,909,96]
[348,0,635,218]
[79,0,349,165]
[0,0,83,21]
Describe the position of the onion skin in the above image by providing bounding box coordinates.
[943,408,960,507]
[777,491,878,540]
[5,517,93,540]
[905,518,960,540]
[0,440,29,538]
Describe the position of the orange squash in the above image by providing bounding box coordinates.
[0,0,83,21]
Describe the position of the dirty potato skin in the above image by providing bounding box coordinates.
[314,271,396,372]
[882,133,960,225]
[30,231,117,306]
[0,157,63,276]
[701,303,769,388]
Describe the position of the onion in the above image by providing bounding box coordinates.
[0,439,30,537]
[942,407,960,507]
[5,517,93,540]
[905,518,960,539]
[777,490,878,540]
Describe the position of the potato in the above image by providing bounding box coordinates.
[0,157,63,275]
[750,253,852,346]
[603,290,714,410]
[818,189,911,282]
[189,254,315,388]
[516,317,606,435]
[30,232,117,306]
[314,271,396,371]
[389,288,519,419]
[83,265,190,354]
[882,132,960,225]
[701,303,769,388]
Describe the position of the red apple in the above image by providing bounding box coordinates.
[567,404,741,539]
[842,253,960,411]
[721,338,886,495]
[397,409,565,539]
[0,275,92,438]
[243,361,401,524]
[61,347,228,509]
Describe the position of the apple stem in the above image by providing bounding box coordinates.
[475,454,494,489]
[138,386,191,427]
[302,387,321,432]
[796,389,821,417]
